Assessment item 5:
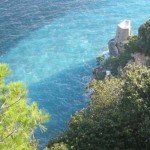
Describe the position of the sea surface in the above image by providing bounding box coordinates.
[0,0,150,149]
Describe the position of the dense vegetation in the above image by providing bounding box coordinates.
[138,20,150,55]
[0,64,49,150]
[47,20,150,150]
[47,64,150,150]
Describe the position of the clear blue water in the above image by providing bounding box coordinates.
[0,0,150,149]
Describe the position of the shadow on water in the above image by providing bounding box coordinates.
[0,0,104,54]
[28,59,96,148]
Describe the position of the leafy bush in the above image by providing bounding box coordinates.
[138,19,150,55]
[96,55,104,66]
[49,143,68,150]
[104,50,132,75]
[92,68,106,80]
[48,64,150,150]
[124,35,140,53]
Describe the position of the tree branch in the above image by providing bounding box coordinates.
[0,95,24,112]
[0,128,18,143]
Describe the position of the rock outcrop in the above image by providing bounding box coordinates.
[131,53,149,65]
[108,39,118,56]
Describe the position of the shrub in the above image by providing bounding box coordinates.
[138,19,150,55]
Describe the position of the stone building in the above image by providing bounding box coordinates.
[108,20,131,56]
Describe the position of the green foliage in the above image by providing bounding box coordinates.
[138,19,150,55]
[96,55,104,66]
[48,143,68,150]
[117,64,150,149]
[124,35,140,53]
[104,50,132,75]
[104,56,119,74]
[104,36,140,75]
[47,64,150,150]
[92,68,106,80]
[0,64,49,150]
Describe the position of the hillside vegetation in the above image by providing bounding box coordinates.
[47,20,150,150]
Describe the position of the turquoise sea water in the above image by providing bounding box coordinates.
[0,0,150,148]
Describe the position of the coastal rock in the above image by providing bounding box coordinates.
[92,66,111,80]
[131,52,149,65]
[108,38,118,56]
[92,66,106,80]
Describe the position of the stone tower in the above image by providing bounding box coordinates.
[108,20,131,56]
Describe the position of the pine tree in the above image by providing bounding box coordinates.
[0,64,49,150]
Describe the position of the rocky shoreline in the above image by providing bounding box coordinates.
[93,20,150,80]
